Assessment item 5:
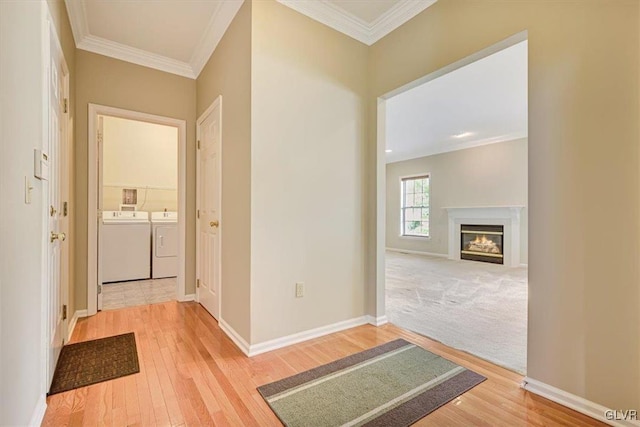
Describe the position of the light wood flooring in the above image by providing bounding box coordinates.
[42,301,604,426]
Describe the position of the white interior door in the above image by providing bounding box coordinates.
[196,98,222,319]
[96,116,104,310]
[47,20,68,386]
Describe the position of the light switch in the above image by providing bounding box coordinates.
[25,176,33,204]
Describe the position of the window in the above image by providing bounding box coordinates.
[401,175,430,237]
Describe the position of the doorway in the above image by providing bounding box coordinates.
[87,105,187,315]
[375,32,529,374]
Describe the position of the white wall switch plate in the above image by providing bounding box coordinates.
[295,282,304,298]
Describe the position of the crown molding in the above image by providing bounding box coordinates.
[77,35,196,78]
[386,132,528,164]
[64,0,244,79]
[190,0,244,77]
[276,0,437,45]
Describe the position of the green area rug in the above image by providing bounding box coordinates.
[48,332,139,395]
[257,339,486,426]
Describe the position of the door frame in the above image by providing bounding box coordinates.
[373,31,528,320]
[86,104,187,316]
[195,96,222,319]
[41,5,70,392]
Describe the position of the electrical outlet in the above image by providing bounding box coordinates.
[295,282,304,298]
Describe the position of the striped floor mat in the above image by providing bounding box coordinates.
[257,339,485,426]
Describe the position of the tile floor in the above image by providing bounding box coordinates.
[101,277,176,310]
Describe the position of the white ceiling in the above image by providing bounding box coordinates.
[64,0,437,79]
[65,0,244,79]
[385,40,528,164]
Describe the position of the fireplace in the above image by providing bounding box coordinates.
[460,224,504,265]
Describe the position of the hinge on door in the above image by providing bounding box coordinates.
[196,279,200,288]
[197,209,200,219]
[197,140,201,150]
[63,98,68,113]
[62,304,67,320]
[98,284,102,295]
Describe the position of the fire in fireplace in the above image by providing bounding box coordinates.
[460,224,504,265]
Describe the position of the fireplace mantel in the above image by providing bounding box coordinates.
[444,206,524,267]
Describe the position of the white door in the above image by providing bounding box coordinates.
[96,116,104,310]
[47,20,68,386]
[196,98,222,319]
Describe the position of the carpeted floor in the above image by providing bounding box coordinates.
[385,251,527,374]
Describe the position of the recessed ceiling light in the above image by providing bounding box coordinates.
[452,132,473,139]
[385,149,392,153]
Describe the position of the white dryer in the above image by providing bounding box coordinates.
[101,211,151,283]
[151,212,178,279]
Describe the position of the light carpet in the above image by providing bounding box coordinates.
[385,251,527,374]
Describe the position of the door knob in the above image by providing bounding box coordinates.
[50,231,66,243]
[209,221,219,228]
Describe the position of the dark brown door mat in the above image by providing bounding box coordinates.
[48,332,140,395]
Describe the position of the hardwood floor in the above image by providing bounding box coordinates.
[42,301,604,426]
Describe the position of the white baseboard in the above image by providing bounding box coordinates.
[218,318,251,356]
[386,247,447,258]
[28,394,47,427]
[522,377,640,426]
[67,309,88,342]
[179,293,196,302]
[248,316,370,357]
[519,263,528,268]
[366,314,388,326]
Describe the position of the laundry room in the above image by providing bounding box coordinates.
[100,115,178,310]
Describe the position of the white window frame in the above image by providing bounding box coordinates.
[400,173,431,238]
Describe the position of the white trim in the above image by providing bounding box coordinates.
[218,318,251,356]
[522,377,640,427]
[366,315,388,326]
[386,132,528,164]
[248,316,370,357]
[66,309,88,343]
[77,35,195,79]
[519,263,528,268]
[87,104,187,315]
[276,0,437,46]
[180,293,196,302]
[28,394,47,427]
[64,0,244,79]
[385,247,447,258]
[189,0,245,77]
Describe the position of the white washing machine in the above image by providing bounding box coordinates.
[151,212,178,279]
[101,211,151,283]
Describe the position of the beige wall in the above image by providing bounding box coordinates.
[370,0,639,409]
[386,139,528,263]
[75,51,196,309]
[250,0,368,344]
[102,116,178,212]
[196,1,252,341]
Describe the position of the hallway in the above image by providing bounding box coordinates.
[41,302,602,426]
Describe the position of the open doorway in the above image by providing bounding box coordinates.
[378,34,528,374]
[99,116,178,310]
[86,105,187,315]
